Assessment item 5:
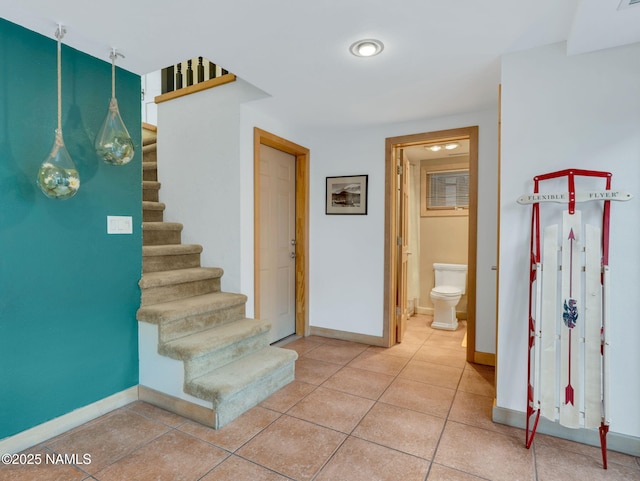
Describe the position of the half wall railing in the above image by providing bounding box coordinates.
[161,57,229,93]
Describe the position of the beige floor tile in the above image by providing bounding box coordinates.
[314,436,430,481]
[126,401,188,427]
[449,390,522,438]
[322,338,370,348]
[287,386,374,433]
[457,364,495,397]
[280,338,324,357]
[401,328,432,344]
[348,350,410,376]
[94,430,228,481]
[0,446,87,481]
[303,335,331,343]
[294,357,343,385]
[44,409,170,474]
[434,421,535,481]
[427,463,487,480]
[366,341,422,359]
[237,415,346,481]
[352,402,445,459]
[424,334,467,352]
[414,345,467,368]
[178,407,280,452]
[380,378,456,418]
[535,443,640,481]
[200,455,291,481]
[259,380,316,412]
[399,359,463,390]
[321,366,394,400]
[302,342,368,365]
[534,433,640,470]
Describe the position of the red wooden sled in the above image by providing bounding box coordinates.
[518,169,632,469]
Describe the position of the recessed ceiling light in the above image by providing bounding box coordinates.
[426,145,442,152]
[349,39,384,57]
[445,143,459,150]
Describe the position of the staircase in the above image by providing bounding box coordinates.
[136,125,297,428]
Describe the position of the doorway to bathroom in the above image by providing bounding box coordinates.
[384,126,478,363]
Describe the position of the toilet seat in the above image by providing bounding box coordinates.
[431,285,462,297]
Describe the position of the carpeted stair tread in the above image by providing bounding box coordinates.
[139,267,223,289]
[143,180,161,190]
[143,162,157,170]
[143,244,202,257]
[143,142,157,152]
[137,291,246,324]
[143,221,183,231]
[143,201,165,211]
[142,126,157,146]
[159,318,270,360]
[186,347,298,405]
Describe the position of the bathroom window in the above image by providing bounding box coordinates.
[421,167,469,217]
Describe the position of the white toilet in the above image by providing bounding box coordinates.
[430,263,467,330]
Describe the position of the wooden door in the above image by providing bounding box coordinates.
[396,150,410,342]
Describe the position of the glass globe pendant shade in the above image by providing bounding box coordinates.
[95,49,134,165]
[95,97,135,165]
[37,129,80,199]
[36,24,80,200]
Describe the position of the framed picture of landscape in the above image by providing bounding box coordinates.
[325,175,368,215]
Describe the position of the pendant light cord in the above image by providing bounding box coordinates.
[55,25,65,132]
[110,49,124,99]
[111,50,116,98]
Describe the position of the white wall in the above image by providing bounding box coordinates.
[157,79,498,353]
[299,111,498,345]
[498,41,640,439]
[157,79,268,293]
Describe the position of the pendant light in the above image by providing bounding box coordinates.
[95,48,134,165]
[36,25,80,200]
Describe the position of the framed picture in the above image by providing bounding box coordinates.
[326,175,368,215]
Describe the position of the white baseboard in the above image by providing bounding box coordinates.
[0,386,138,455]
[492,405,640,457]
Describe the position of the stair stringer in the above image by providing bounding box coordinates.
[138,321,212,410]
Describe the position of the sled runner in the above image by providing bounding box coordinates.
[517,169,632,469]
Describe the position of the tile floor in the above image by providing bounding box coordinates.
[3,314,639,481]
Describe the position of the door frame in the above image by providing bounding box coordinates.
[384,126,478,362]
[254,127,310,337]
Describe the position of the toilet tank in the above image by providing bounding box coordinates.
[433,263,467,294]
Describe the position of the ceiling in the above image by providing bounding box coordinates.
[2,0,639,129]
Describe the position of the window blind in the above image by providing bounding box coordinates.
[427,170,469,209]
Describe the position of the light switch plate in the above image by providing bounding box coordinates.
[107,216,133,234]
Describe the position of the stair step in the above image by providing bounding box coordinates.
[160,318,271,378]
[143,162,158,181]
[143,244,202,272]
[137,291,247,342]
[142,201,165,222]
[142,125,157,146]
[140,267,222,306]
[186,346,298,428]
[143,221,182,245]
[143,181,160,201]
[143,143,157,163]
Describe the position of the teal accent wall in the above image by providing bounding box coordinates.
[0,19,141,439]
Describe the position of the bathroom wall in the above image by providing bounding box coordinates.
[418,216,469,315]
[415,157,470,316]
